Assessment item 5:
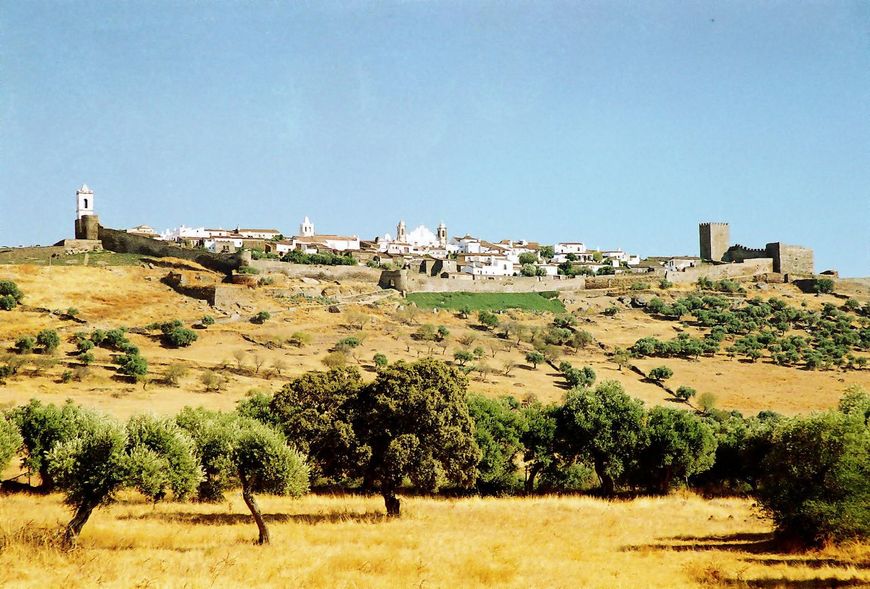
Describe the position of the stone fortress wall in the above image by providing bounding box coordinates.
[98,226,246,275]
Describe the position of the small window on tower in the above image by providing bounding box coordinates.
[84,199,88,209]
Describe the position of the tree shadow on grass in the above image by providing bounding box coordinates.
[119,511,388,526]
[622,532,783,555]
[623,533,869,588]
[718,578,867,588]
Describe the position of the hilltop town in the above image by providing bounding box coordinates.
[11,184,824,291]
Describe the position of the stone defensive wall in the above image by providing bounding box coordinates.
[249,260,381,281]
[99,227,245,275]
[665,258,774,284]
[162,272,256,310]
[404,273,587,294]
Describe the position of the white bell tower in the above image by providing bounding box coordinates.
[396,220,407,242]
[299,216,315,237]
[76,184,94,220]
[437,221,447,248]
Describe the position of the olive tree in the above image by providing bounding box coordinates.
[125,414,201,501]
[46,411,129,547]
[176,408,309,544]
[8,399,90,490]
[47,408,204,547]
[557,381,646,495]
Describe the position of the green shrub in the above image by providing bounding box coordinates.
[117,353,148,382]
[636,407,717,493]
[813,278,835,294]
[251,311,271,324]
[163,326,198,348]
[76,338,94,354]
[467,394,525,494]
[756,410,869,545]
[525,351,545,369]
[288,332,311,347]
[674,386,696,402]
[201,315,215,327]
[373,353,388,368]
[0,280,23,310]
[14,336,35,354]
[478,310,500,330]
[36,329,60,354]
[648,366,673,382]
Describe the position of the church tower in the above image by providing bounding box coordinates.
[76,184,94,220]
[396,220,407,242]
[300,216,315,237]
[437,221,447,248]
[74,184,99,240]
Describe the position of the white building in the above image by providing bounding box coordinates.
[555,242,587,255]
[452,235,485,255]
[234,228,282,240]
[461,254,514,276]
[160,226,227,242]
[127,225,158,238]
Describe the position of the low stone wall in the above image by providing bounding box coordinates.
[665,258,773,284]
[99,227,244,275]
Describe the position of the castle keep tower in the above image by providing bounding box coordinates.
[699,222,729,262]
[74,184,100,240]
[437,222,447,248]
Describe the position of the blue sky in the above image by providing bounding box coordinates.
[1,1,867,275]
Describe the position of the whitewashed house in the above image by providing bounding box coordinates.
[460,254,514,276]
[234,228,282,240]
[555,242,587,255]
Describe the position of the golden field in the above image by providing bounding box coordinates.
[1,492,868,589]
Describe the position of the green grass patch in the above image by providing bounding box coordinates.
[406,291,565,314]
[0,249,148,266]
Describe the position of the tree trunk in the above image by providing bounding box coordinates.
[63,500,97,548]
[383,488,401,517]
[593,459,615,496]
[525,463,542,494]
[241,482,270,545]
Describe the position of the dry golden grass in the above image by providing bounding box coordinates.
[0,492,867,588]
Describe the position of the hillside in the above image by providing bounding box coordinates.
[1,262,867,419]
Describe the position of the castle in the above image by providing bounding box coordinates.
[699,222,814,275]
